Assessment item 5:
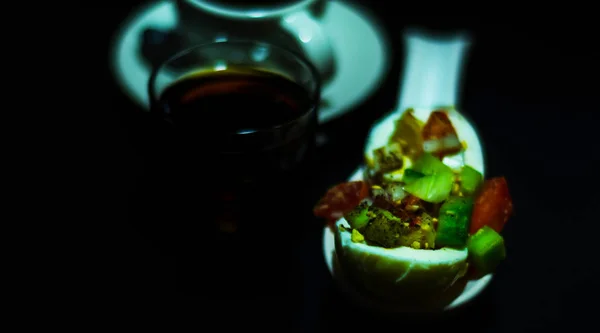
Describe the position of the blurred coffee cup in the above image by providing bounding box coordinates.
[174,0,335,81]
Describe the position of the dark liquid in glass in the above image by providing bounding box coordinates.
[152,68,317,258]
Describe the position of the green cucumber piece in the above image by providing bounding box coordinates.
[459,165,483,195]
[344,202,370,230]
[467,226,506,275]
[403,171,454,203]
[411,153,453,176]
[403,169,425,184]
[436,197,474,247]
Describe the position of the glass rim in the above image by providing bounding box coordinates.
[147,39,322,113]
[182,0,317,20]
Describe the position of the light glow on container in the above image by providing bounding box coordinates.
[214,60,227,71]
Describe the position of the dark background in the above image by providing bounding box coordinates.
[89,0,598,330]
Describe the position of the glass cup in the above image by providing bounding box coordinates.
[174,0,335,80]
[146,40,320,291]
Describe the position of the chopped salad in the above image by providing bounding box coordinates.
[314,109,514,275]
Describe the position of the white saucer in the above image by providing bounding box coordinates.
[322,167,493,312]
[110,0,391,123]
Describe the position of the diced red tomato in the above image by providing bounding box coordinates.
[422,111,462,157]
[394,195,422,224]
[402,195,422,208]
[313,181,369,224]
[422,111,459,140]
[470,177,513,234]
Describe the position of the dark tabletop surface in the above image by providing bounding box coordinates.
[87,0,599,330]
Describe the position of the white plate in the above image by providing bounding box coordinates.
[110,0,391,123]
[322,168,493,312]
